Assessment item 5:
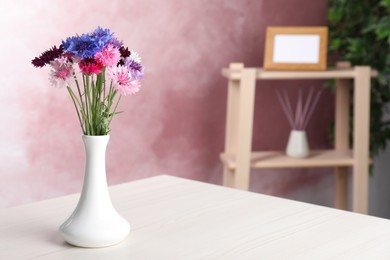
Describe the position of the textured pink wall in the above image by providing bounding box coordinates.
[0,0,332,207]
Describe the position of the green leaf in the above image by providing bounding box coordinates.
[362,17,379,34]
[327,8,343,23]
[330,38,341,50]
[375,17,390,39]
[328,0,390,159]
[380,0,390,9]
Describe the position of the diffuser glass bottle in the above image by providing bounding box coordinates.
[276,88,322,158]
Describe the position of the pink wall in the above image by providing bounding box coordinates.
[0,0,332,207]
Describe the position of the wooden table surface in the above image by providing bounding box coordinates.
[1,175,390,259]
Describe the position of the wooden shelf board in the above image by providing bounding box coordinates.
[220,150,357,169]
[221,68,378,80]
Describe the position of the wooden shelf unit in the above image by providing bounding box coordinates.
[221,62,377,214]
[221,149,355,169]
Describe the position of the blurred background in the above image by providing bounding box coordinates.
[1,0,390,218]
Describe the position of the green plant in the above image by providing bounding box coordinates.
[328,0,390,157]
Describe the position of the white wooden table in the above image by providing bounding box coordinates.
[1,175,390,259]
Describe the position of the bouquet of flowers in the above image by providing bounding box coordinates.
[32,27,144,135]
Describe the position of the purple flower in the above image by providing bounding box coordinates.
[124,58,144,80]
[109,37,123,48]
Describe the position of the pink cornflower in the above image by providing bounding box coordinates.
[79,58,103,75]
[49,57,74,88]
[107,66,141,96]
[94,44,121,67]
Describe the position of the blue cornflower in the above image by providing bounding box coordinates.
[90,27,114,47]
[62,34,100,59]
[62,27,113,59]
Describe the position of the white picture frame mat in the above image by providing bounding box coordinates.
[272,34,320,64]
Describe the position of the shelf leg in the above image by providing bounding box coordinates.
[335,167,348,210]
[234,68,256,190]
[352,66,371,214]
[223,168,235,188]
[334,74,350,210]
[223,63,243,188]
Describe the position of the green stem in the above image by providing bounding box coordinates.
[91,76,97,133]
[84,74,93,135]
[82,75,88,134]
[67,87,86,133]
[108,92,121,126]
[103,68,106,103]
[71,71,118,136]
[73,74,86,123]
[107,82,114,112]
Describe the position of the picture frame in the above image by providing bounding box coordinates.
[263,27,328,71]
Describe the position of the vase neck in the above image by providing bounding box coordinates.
[82,135,110,148]
[80,135,111,205]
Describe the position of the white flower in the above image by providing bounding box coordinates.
[49,57,74,88]
[130,51,141,63]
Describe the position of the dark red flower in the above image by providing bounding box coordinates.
[118,46,131,65]
[79,58,103,74]
[119,46,131,58]
[32,45,64,67]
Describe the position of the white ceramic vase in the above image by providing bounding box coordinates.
[286,130,309,158]
[59,135,130,248]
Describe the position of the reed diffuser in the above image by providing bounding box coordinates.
[276,88,322,158]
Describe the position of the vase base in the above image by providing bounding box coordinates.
[59,214,130,248]
[61,234,129,248]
